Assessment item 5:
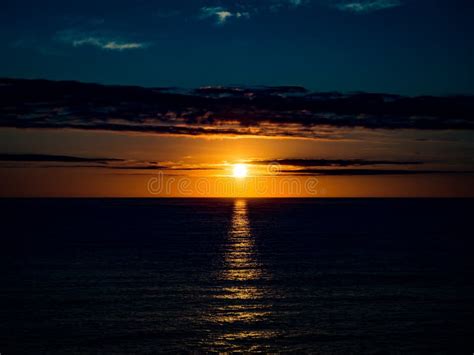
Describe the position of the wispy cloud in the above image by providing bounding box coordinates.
[200,6,250,24]
[57,30,148,51]
[198,1,308,24]
[71,37,146,51]
[0,153,225,173]
[334,0,401,13]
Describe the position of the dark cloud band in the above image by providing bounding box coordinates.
[0,153,123,163]
[250,158,423,167]
[1,79,474,139]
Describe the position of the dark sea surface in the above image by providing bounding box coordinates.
[1,198,474,354]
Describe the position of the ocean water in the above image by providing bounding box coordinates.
[1,198,473,353]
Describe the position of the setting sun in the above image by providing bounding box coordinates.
[233,164,248,178]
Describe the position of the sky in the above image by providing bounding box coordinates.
[0,0,473,197]
[1,0,473,95]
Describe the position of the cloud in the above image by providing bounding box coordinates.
[57,30,147,51]
[0,153,123,163]
[81,39,143,50]
[280,169,474,176]
[1,79,473,141]
[250,158,423,167]
[3,152,470,176]
[334,0,401,13]
[247,158,438,176]
[200,6,250,24]
[71,37,146,51]
[0,153,225,172]
[194,85,308,97]
[198,1,308,24]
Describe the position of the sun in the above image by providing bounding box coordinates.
[233,164,248,178]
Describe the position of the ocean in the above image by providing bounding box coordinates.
[1,198,473,353]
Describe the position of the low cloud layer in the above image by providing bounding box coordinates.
[1,79,473,140]
[280,169,472,176]
[2,153,471,176]
[249,158,422,167]
[0,154,123,164]
[0,153,217,172]
[248,158,473,176]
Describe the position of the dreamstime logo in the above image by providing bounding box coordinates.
[267,162,281,175]
[147,162,320,196]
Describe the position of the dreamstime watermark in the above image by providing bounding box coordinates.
[147,162,321,196]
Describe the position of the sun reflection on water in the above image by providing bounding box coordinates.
[206,199,277,350]
[221,199,261,282]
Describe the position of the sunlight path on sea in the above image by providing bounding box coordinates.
[205,199,277,351]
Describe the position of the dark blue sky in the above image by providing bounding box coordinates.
[1,0,473,94]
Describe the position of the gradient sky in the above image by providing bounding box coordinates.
[1,0,473,197]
